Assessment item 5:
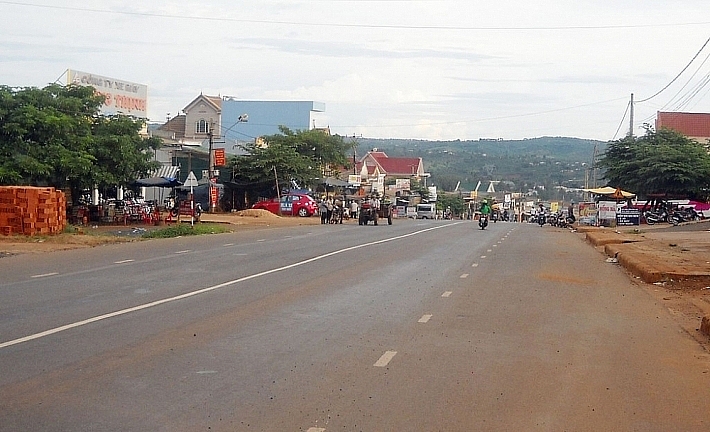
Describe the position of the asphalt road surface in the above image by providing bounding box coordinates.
[1,220,710,431]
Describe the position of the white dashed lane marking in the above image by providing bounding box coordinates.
[418,314,433,323]
[471,263,479,267]
[374,351,398,367]
[174,250,190,254]
[31,272,58,278]
[114,259,134,264]
[460,273,469,279]
[442,291,452,297]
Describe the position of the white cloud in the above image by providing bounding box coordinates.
[1,0,709,141]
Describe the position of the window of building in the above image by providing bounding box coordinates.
[195,119,209,134]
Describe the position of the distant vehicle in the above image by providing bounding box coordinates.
[252,193,317,217]
[416,203,436,219]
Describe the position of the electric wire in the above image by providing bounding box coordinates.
[611,101,630,141]
[1,1,709,31]
[637,36,710,103]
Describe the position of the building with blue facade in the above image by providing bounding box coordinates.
[221,99,326,148]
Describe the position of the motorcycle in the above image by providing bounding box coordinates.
[478,214,489,230]
[644,209,669,225]
[537,212,547,226]
[329,205,344,224]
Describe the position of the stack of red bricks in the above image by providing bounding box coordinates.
[0,186,67,236]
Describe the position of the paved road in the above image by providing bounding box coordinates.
[1,220,709,431]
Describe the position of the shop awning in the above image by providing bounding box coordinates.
[583,186,636,199]
[134,165,181,187]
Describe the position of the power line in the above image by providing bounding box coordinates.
[611,101,631,141]
[637,36,710,103]
[2,1,710,31]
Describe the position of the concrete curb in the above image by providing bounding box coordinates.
[603,243,663,283]
[583,229,710,286]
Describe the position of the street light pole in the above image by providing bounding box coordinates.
[208,114,248,214]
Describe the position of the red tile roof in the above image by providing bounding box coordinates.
[656,111,710,138]
[376,157,422,176]
[359,151,423,176]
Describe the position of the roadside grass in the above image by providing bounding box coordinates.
[141,223,231,239]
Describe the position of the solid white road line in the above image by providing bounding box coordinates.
[418,314,432,323]
[1,224,457,350]
[374,351,398,367]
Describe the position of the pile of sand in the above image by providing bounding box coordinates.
[234,209,282,219]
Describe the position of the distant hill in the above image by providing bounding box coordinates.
[351,137,607,198]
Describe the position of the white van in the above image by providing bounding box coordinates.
[416,203,436,219]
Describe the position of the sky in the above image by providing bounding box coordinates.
[2,0,710,142]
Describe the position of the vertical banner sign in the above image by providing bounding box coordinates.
[210,186,218,208]
[213,148,226,167]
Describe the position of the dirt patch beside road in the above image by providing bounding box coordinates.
[0,210,323,256]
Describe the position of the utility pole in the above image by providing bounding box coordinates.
[628,93,634,137]
[273,166,281,216]
[208,120,215,213]
[350,134,359,175]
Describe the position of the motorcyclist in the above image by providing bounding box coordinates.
[536,203,547,225]
[479,199,491,217]
[478,199,491,229]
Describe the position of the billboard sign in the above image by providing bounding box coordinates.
[67,69,147,118]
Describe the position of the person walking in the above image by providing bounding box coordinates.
[319,199,329,224]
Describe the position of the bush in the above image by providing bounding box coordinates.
[141,223,231,239]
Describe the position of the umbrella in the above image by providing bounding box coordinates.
[583,186,635,199]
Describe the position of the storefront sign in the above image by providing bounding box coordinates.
[67,69,148,118]
[616,207,641,226]
[578,202,598,226]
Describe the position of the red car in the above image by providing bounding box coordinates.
[252,193,318,217]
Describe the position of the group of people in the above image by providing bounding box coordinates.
[318,193,383,224]
[318,197,361,224]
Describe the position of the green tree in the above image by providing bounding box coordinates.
[89,115,162,200]
[437,193,465,216]
[0,84,160,203]
[599,126,710,199]
[230,127,352,195]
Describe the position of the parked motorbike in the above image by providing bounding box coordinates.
[478,214,489,230]
[643,209,669,225]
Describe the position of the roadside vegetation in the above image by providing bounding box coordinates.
[140,223,231,239]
